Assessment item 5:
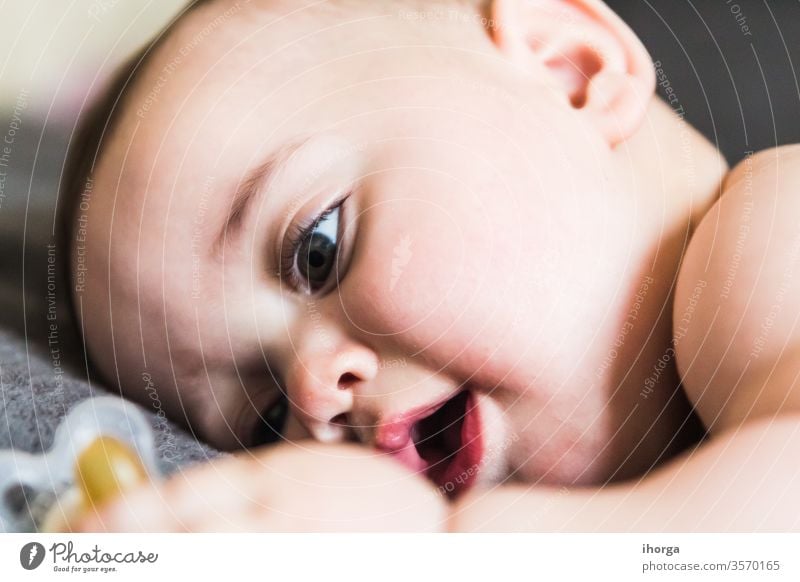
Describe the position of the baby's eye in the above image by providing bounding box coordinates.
[251,392,289,446]
[294,204,341,292]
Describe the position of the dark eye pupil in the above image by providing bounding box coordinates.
[298,232,336,289]
[308,249,325,268]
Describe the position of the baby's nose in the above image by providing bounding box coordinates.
[285,344,378,444]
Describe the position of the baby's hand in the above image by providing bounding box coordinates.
[73,442,448,532]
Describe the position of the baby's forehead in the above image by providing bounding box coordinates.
[113,7,434,184]
[99,0,487,230]
[134,0,469,113]
[90,6,365,260]
[122,2,396,156]
[108,5,327,202]
[143,0,396,89]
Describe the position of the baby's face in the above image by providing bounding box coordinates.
[79,1,669,490]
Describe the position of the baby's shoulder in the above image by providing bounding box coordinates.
[673,144,800,433]
[723,144,800,193]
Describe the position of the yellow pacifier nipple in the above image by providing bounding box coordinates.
[75,436,149,510]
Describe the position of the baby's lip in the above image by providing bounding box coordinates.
[375,388,483,497]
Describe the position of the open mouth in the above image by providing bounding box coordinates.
[383,390,483,498]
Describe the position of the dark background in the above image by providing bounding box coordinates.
[608,0,800,164]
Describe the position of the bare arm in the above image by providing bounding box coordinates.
[449,413,800,531]
[74,416,800,532]
[674,145,800,432]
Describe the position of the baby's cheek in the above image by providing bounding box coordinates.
[338,198,528,382]
[341,199,476,336]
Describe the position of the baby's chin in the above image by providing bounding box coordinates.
[495,407,627,488]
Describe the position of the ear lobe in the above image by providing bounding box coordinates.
[490,0,656,146]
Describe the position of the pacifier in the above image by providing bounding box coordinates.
[0,397,160,532]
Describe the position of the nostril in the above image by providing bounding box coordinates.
[331,412,349,426]
[338,372,358,390]
[330,413,359,443]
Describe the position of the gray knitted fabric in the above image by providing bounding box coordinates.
[0,328,221,476]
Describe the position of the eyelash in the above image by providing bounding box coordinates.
[279,191,351,292]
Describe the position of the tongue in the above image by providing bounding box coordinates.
[413,391,482,497]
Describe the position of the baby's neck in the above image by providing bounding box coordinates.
[620,96,729,226]
[603,97,729,479]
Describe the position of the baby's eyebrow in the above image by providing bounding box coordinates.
[214,138,309,254]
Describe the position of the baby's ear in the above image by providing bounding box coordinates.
[489,0,655,146]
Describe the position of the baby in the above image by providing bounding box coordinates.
[61,0,800,531]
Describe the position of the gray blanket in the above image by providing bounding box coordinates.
[0,328,220,475]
